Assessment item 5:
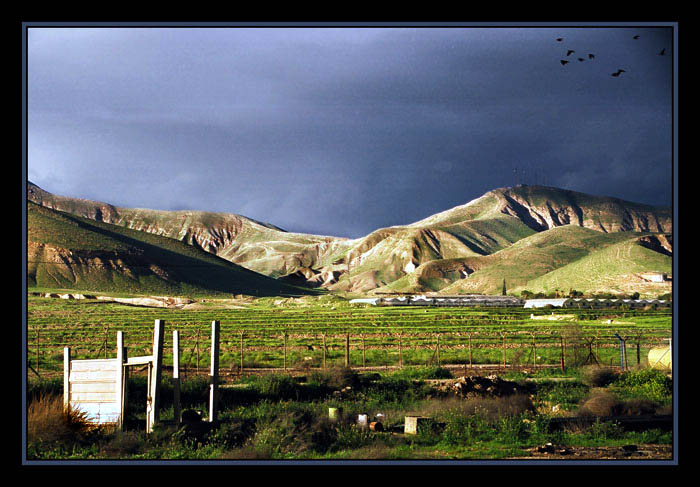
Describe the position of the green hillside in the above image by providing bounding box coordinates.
[27,202,315,297]
[524,238,672,295]
[28,182,672,294]
[383,225,663,295]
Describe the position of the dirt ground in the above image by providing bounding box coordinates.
[513,443,673,460]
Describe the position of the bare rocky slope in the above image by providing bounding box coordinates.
[27,182,672,295]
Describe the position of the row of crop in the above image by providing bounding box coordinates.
[27,327,669,376]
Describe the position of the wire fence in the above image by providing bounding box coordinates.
[27,323,671,378]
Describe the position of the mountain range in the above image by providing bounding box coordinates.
[26,181,672,297]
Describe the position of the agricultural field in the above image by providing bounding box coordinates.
[25,292,674,462]
[26,293,672,378]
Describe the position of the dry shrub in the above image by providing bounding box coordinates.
[99,431,144,457]
[578,392,624,417]
[414,393,534,421]
[219,444,273,460]
[27,393,93,446]
[344,444,393,459]
[310,367,361,389]
[621,398,658,416]
[581,366,620,387]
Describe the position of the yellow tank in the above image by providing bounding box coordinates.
[648,346,672,370]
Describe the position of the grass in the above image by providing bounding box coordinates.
[439,226,664,296]
[26,293,671,378]
[26,363,673,460]
[526,238,672,295]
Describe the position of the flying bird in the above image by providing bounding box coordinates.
[556,38,563,42]
[560,60,569,65]
[633,35,640,39]
[578,58,585,62]
[566,50,575,56]
[588,53,595,59]
[611,69,626,77]
[658,48,666,55]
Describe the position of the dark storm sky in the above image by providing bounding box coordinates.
[27,26,673,238]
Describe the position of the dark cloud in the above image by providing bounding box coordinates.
[28,26,673,238]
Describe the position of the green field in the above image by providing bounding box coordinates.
[27,293,672,377]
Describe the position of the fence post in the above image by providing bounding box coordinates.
[437,334,441,366]
[502,333,507,368]
[36,328,40,376]
[614,333,625,371]
[173,330,181,425]
[345,333,350,368]
[240,332,244,374]
[468,333,472,368]
[195,329,200,374]
[362,335,366,367]
[115,331,124,430]
[209,320,220,423]
[636,334,642,365]
[559,335,566,372]
[63,347,71,411]
[147,319,165,434]
[532,333,537,367]
[283,333,288,371]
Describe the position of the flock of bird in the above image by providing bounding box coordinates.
[556,34,667,77]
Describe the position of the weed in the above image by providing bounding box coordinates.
[26,393,96,452]
[207,419,256,449]
[99,430,145,457]
[614,368,672,403]
[580,366,620,387]
[578,392,624,417]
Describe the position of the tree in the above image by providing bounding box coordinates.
[502,278,507,296]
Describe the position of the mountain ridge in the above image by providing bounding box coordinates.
[27,181,672,296]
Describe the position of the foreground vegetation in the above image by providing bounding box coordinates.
[26,366,673,461]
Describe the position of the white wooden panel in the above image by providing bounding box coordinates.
[70,381,116,393]
[70,359,119,372]
[72,402,121,424]
[70,392,117,403]
[125,355,153,366]
[70,370,118,382]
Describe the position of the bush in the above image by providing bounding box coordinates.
[99,431,145,457]
[616,368,672,403]
[309,367,361,389]
[581,366,620,387]
[252,374,300,400]
[621,398,659,416]
[207,419,256,449]
[535,381,590,410]
[250,409,338,456]
[578,392,624,417]
[442,413,492,444]
[27,393,95,449]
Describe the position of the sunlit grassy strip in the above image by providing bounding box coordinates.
[27,298,670,373]
[27,313,671,329]
[29,326,669,374]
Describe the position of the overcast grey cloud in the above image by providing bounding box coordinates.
[27,26,673,238]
